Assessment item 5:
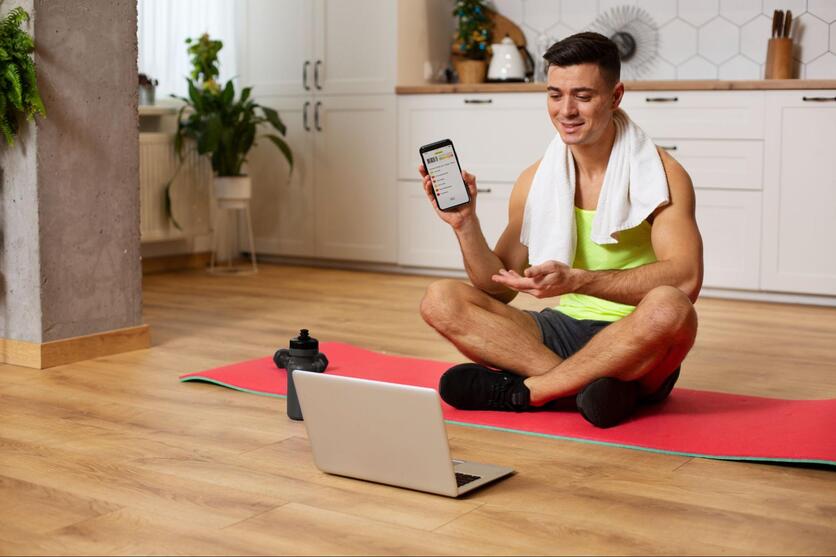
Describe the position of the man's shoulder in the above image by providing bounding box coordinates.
[507,159,541,219]
[657,146,692,191]
[511,159,541,196]
[519,159,541,184]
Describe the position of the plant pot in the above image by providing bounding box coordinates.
[455,59,487,84]
[213,175,251,209]
[210,174,257,275]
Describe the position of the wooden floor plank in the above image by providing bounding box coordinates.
[221,502,514,556]
[130,451,482,532]
[1,264,834,555]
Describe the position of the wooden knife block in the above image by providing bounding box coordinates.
[765,38,793,79]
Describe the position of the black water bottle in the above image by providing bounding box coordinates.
[273,329,328,420]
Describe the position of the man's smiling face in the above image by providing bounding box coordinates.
[546,63,623,146]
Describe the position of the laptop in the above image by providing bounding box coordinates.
[292,370,515,497]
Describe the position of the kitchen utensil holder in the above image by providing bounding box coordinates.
[765,38,793,79]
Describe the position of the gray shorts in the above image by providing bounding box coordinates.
[526,307,681,403]
[525,308,611,360]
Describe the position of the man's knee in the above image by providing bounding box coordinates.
[419,279,472,332]
[635,285,697,343]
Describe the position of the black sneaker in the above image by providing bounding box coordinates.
[439,363,531,412]
[640,367,681,405]
[576,377,640,428]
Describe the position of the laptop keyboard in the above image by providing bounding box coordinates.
[455,472,481,487]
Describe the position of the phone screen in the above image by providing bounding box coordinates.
[422,143,470,211]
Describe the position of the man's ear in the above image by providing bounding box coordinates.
[612,81,625,109]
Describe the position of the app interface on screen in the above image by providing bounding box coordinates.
[424,145,469,209]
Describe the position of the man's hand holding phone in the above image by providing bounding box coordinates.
[418,163,478,230]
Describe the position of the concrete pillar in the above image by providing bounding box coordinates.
[0,0,148,368]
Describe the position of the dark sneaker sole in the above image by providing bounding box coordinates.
[576,376,640,428]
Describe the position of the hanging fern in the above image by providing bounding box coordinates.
[0,3,45,146]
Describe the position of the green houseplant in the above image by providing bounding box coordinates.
[452,0,493,83]
[168,33,292,228]
[0,4,45,145]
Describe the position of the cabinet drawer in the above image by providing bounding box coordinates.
[398,180,512,269]
[657,139,763,191]
[398,93,554,183]
[621,91,765,139]
[695,189,761,290]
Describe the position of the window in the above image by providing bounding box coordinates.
[137,0,239,100]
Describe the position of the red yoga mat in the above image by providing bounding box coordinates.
[180,342,836,466]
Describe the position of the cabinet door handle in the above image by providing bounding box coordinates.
[802,96,836,102]
[303,61,310,91]
[464,98,492,104]
[314,60,323,90]
[659,145,678,151]
[645,96,679,102]
[476,188,492,194]
[303,101,311,131]
[314,101,322,131]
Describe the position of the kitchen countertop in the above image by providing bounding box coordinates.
[396,79,836,94]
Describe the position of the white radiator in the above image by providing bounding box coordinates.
[139,133,212,242]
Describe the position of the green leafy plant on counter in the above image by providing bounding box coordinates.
[453,0,493,60]
[0,3,45,145]
[167,33,292,229]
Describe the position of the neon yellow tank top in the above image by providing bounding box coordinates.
[555,207,657,322]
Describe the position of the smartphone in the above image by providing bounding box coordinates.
[419,139,471,211]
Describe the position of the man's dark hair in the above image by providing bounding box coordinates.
[543,32,621,86]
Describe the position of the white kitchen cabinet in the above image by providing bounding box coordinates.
[695,190,762,290]
[620,90,765,139]
[653,139,763,191]
[249,97,315,258]
[314,0,397,95]
[249,95,397,263]
[241,0,395,97]
[622,93,766,293]
[398,181,512,269]
[761,92,836,296]
[242,0,314,97]
[398,93,555,182]
[241,0,398,263]
[314,95,397,262]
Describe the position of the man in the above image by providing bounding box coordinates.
[418,33,703,428]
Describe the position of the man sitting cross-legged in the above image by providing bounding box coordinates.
[418,32,703,428]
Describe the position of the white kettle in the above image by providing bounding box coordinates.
[487,36,534,82]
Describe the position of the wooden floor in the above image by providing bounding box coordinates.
[2,264,835,555]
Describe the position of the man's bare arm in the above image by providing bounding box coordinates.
[457,162,537,303]
[572,150,704,303]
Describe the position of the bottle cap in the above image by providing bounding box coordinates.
[290,329,318,351]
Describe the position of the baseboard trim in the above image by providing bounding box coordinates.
[142,252,211,274]
[1,324,151,369]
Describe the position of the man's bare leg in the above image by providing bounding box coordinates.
[421,281,696,408]
[524,285,698,405]
[419,279,562,376]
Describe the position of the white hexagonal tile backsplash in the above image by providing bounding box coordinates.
[719,0,762,25]
[497,0,836,79]
[809,0,836,23]
[679,0,720,28]
[806,53,836,79]
[699,17,739,64]
[659,19,698,65]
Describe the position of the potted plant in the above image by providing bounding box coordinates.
[0,5,45,145]
[169,33,292,228]
[452,0,493,84]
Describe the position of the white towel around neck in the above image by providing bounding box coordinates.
[520,108,670,266]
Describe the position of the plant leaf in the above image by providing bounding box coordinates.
[261,106,286,136]
[265,134,293,175]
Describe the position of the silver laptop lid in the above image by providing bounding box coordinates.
[293,371,459,497]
